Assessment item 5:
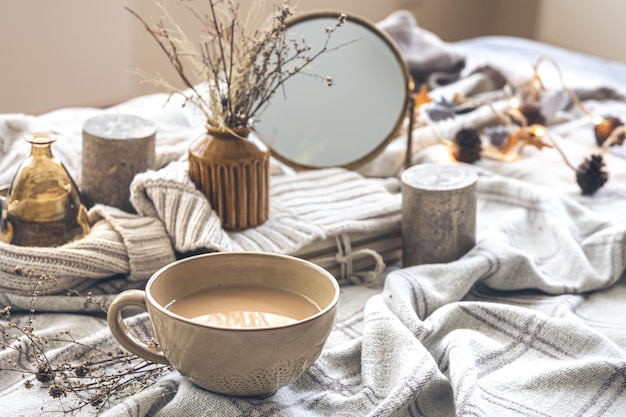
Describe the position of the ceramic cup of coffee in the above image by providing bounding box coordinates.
[107,251,339,397]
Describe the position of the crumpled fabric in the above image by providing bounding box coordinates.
[378,10,466,88]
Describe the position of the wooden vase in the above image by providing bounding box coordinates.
[188,127,270,231]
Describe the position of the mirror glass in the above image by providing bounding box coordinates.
[254,12,410,170]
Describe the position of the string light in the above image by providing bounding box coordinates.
[413,52,617,194]
[453,54,616,194]
[531,126,545,137]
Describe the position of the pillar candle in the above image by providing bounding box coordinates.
[401,163,477,267]
[81,114,156,213]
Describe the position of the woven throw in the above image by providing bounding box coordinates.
[5,171,625,417]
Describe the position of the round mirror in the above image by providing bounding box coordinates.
[254,11,411,170]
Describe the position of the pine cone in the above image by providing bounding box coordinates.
[453,128,482,163]
[576,154,608,195]
[517,102,546,127]
[594,116,625,146]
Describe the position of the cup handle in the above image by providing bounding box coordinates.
[107,289,169,365]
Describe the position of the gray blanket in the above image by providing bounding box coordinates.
[2,15,626,417]
[2,171,625,416]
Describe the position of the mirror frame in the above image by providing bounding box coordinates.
[261,10,412,171]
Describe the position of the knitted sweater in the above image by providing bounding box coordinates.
[0,161,401,297]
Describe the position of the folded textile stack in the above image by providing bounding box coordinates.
[131,162,402,285]
[291,227,402,285]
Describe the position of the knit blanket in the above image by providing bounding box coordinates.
[2,13,626,417]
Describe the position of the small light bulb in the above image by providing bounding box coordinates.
[509,97,520,109]
[592,115,604,125]
[532,126,545,137]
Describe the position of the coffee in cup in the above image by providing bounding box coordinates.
[166,285,321,328]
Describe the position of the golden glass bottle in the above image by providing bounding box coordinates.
[0,133,90,247]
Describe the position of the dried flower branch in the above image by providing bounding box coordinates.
[1,271,171,414]
[126,0,347,130]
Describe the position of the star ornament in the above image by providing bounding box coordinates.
[521,126,553,151]
[413,84,433,110]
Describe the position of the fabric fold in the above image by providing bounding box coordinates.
[378,10,466,88]
[89,206,177,281]
[0,206,175,296]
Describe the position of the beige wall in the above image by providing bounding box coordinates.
[0,0,622,115]
[490,0,538,40]
[0,0,136,115]
[0,0,507,114]
[535,0,626,63]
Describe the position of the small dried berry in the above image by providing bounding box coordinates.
[36,363,54,383]
[75,363,89,378]
[48,384,66,398]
